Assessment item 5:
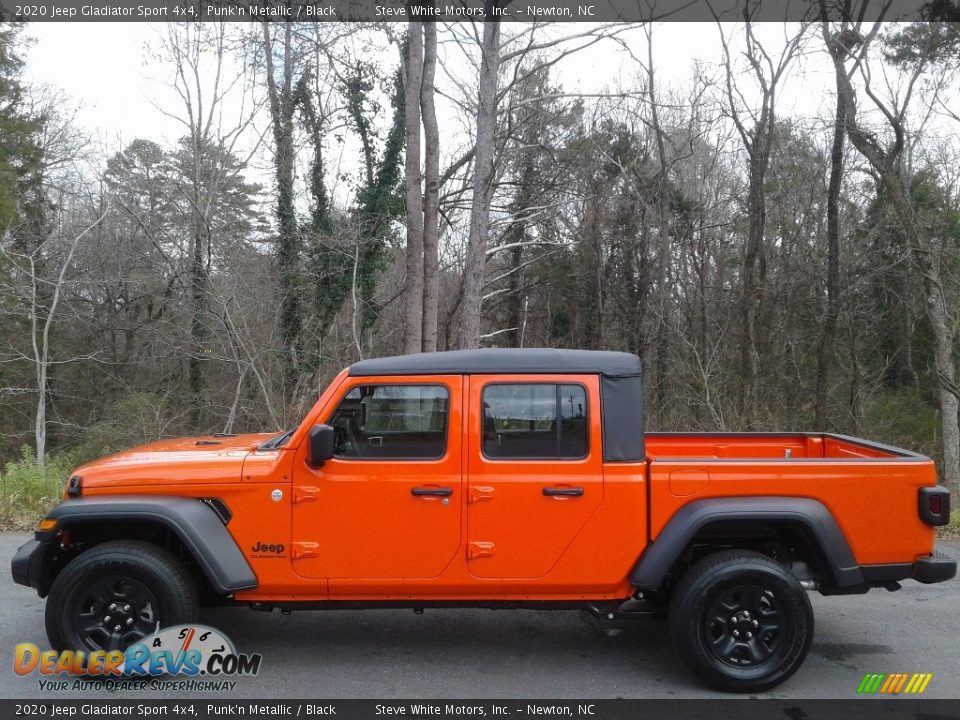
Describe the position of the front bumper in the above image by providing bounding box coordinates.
[11,538,50,595]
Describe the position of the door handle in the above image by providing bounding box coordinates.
[411,486,453,497]
[543,486,584,497]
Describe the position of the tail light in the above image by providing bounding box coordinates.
[919,486,950,526]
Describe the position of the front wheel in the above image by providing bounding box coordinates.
[668,549,814,693]
[45,540,198,653]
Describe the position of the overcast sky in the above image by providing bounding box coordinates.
[18,21,872,210]
[23,22,838,138]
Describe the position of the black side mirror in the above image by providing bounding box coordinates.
[307,425,336,466]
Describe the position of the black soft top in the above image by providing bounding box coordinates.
[348,349,645,462]
[349,348,642,378]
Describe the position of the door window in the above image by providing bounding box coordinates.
[482,383,588,459]
[328,384,449,459]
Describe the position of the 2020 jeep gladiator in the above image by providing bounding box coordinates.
[11,349,957,691]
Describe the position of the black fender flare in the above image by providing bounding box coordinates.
[45,495,258,594]
[630,497,863,590]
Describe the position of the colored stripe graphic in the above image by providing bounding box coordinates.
[905,673,933,694]
[858,672,932,694]
[880,674,897,693]
[857,673,886,693]
[892,674,909,693]
[904,674,920,694]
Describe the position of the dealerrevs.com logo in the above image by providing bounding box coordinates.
[14,624,262,691]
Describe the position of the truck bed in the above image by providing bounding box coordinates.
[645,432,925,460]
[643,432,937,567]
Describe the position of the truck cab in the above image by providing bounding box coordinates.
[12,349,956,692]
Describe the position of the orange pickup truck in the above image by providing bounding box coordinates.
[11,349,955,691]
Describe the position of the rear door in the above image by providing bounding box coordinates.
[466,374,604,578]
[292,375,462,582]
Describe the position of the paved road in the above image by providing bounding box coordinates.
[2,532,957,699]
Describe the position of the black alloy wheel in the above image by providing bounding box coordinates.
[703,584,788,669]
[45,540,198,654]
[669,549,814,692]
[66,574,160,652]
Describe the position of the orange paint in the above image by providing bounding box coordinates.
[71,367,939,603]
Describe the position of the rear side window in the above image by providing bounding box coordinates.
[482,384,588,460]
[328,384,449,459]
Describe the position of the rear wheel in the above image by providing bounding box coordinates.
[668,549,813,693]
[45,540,198,653]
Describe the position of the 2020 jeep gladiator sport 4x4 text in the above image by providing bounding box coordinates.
[11,349,957,691]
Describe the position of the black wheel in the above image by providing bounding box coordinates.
[668,549,813,693]
[45,540,198,653]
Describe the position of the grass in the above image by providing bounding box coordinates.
[938,510,960,540]
[0,446,75,531]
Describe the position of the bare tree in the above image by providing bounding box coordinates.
[2,200,110,470]
[459,3,503,349]
[815,4,849,429]
[261,23,306,395]
[821,4,960,494]
[714,10,808,427]
[156,24,261,429]
[421,21,441,352]
[403,21,425,354]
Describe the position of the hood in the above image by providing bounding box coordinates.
[73,433,277,490]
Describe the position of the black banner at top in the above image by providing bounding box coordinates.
[0,0,944,23]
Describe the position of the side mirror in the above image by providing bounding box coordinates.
[307,425,336,466]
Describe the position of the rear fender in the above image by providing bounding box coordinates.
[630,497,862,590]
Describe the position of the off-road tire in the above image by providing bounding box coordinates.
[668,549,814,693]
[45,540,198,653]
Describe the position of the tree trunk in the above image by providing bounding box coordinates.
[420,21,440,353]
[647,29,673,428]
[458,7,501,350]
[504,151,536,348]
[893,177,960,496]
[893,181,960,496]
[505,242,524,347]
[824,20,960,495]
[263,24,301,394]
[29,206,107,471]
[740,145,769,429]
[814,68,845,430]
[924,269,960,496]
[189,216,207,430]
[403,21,425,355]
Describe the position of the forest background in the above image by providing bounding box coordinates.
[1,4,959,531]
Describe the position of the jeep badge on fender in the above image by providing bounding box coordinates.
[251,542,286,557]
[10,349,956,693]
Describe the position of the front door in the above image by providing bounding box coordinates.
[292,376,462,583]
[466,375,604,578]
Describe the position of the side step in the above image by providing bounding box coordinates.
[587,595,665,620]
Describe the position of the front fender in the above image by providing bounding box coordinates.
[42,495,258,594]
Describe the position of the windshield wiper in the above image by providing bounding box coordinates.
[259,429,294,450]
